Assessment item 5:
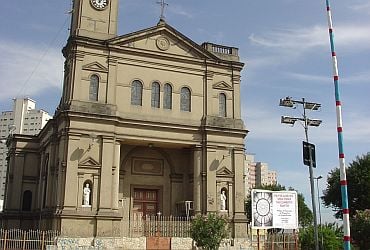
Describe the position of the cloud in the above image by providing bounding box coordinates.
[350,2,370,14]
[248,25,327,51]
[0,40,63,101]
[249,24,370,53]
[168,4,193,19]
[284,71,370,85]
[242,102,370,144]
[284,72,329,83]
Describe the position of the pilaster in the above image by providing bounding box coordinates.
[98,136,114,212]
[107,57,118,106]
[192,146,202,214]
[112,141,120,211]
[63,135,80,210]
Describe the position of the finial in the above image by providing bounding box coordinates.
[157,0,168,21]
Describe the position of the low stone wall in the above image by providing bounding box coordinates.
[171,237,193,250]
[46,236,251,249]
[53,237,146,249]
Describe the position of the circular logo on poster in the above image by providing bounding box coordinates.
[156,36,170,51]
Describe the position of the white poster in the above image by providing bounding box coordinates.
[251,189,298,229]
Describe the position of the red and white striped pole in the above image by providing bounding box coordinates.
[324,1,351,249]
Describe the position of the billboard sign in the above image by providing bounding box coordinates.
[251,189,298,229]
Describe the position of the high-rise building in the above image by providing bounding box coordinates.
[0,98,51,210]
[245,154,277,197]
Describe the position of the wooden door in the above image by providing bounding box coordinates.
[133,189,158,217]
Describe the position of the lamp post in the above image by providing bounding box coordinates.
[280,97,322,250]
[314,175,323,249]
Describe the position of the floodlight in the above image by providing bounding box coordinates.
[281,116,297,125]
[304,102,321,110]
[307,119,322,127]
[279,97,294,108]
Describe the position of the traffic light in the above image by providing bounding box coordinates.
[303,141,316,168]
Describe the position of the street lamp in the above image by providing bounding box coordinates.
[314,175,324,249]
[314,175,323,226]
[280,97,322,250]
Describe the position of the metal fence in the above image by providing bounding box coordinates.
[0,229,59,250]
[248,233,298,250]
[128,215,192,238]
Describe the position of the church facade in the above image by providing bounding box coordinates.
[1,0,248,239]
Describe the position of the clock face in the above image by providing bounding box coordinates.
[253,191,273,227]
[90,0,109,10]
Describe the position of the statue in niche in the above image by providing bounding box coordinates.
[220,190,227,211]
[83,183,91,206]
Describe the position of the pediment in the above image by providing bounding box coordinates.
[82,62,108,73]
[79,157,101,168]
[108,22,218,61]
[213,81,233,90]
[216,166,234,177]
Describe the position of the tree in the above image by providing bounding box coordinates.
[190,213,229,250]
[299,223,342,250]
[296,192,313,228]
[245,184,313,228]
[322,153,370,219]
[351,209,370,250]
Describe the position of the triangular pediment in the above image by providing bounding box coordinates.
[107,22,219,61]
[79,157,101,168]
[213,81,233,90]
[216,166,234,177]
[82,62,108,73]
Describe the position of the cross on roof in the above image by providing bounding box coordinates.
[157,0,168,20]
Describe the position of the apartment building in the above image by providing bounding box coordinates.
[245,154,277,197]
[0,98,51,210]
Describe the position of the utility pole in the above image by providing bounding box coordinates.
[280,97,322,250]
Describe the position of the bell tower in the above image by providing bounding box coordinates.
[70,0,118,40]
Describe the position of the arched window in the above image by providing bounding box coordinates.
[22,190,32,211]
[163,83,172,109]
[131,80,143,106]
[180,87,191,112]
[151,82,160,108]
[219,93,227,117]
[89,75,99,101]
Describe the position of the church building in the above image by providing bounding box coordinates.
[1,0,248,241]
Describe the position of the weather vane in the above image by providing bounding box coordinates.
[157,0,168,20]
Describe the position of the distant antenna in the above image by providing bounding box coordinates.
[157,0,168,20]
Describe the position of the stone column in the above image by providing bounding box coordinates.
[192,146,202,214]
[205,70,214,116]
[8,152,25,210]
[92,174,99,211]
[232,74,241,119]
[63,135,80,210]
[233,148,247,238]
[107,57,118,105]
[56,133,67,210]
[99,136,114,212]
[206,147,217,212]
[77,173,84,209]
[71,52,84,100]
[112,141,120,211]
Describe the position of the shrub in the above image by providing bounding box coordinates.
[190,213,229,250]
[299,224,342,250]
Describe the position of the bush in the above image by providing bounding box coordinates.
[351,210,370,250]
[190,213,229,250]
[299,224,342,250]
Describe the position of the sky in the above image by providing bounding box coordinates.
[1,0,369,223]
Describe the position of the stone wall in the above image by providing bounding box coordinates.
[47,236,251,249]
